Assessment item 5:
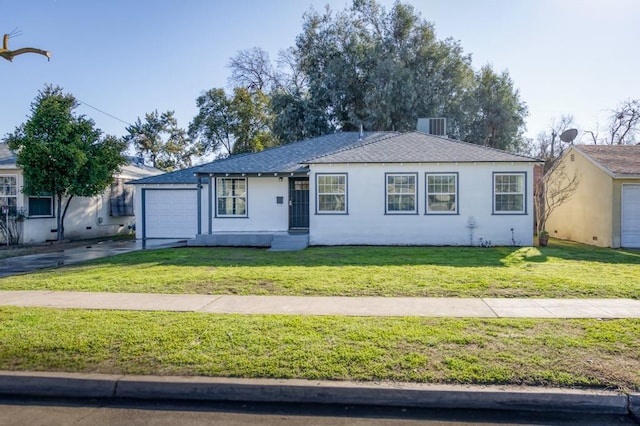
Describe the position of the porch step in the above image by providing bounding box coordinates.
[269,233,309,251]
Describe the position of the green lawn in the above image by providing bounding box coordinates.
[1,307,638,391]
[1,241,639,298]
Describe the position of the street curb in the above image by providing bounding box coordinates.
[629,394,640,421]
[0,371,631,415]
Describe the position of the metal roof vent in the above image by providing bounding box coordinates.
[417,118,447,136]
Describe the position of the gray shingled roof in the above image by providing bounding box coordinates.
[306,132,538,164]
[195,131,391,175]
[131,132,390,184]
[575,144,640,176]
[132,131,538,184]
[129,164,210,185]
[0,143,17,167]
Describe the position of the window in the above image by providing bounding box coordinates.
[0,175,17,216]
[110,179,134,216]
[217,177,247,217]
[28,196,53,217]
[494,173,526,214]
[426,173,457,214]
[316,174,347,213]
[386,173,417,214]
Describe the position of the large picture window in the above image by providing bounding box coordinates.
[217,177,247,217]
[426,173,457,214]
[0,175,17,216]
[494,172,525,214]
[386,173,417,214]
[28,196,53,217]
[316,174,347,213]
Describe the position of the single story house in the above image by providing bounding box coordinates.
[545,144,640,248]
[131,131,540,248]
[0,143,162,244]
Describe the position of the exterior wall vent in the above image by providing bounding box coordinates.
[417,118,447,136]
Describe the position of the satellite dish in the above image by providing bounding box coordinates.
[559,128,578,143]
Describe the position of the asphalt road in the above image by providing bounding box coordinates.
[0,397,636,426]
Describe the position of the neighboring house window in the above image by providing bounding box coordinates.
[426,173,457,214]
[28,195,53,217]
[217,177,247,217]
[386,173,417,214]
[110,179,134,216]
[316,174,347,213]
[494,172,526,214]
[0,175,17,216]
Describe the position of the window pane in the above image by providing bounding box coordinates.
[317,174,347,213]
[427,174,456,213]
[494,173,524,213]
[217,178,247,216]
[387,174,416,212]
[28,197,52,216]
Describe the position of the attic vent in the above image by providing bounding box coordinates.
[417,118,447,136]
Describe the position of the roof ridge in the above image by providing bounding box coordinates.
[413,131,541,161]
[304,131,398,162]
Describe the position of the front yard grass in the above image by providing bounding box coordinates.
[1,241,639,298]
[0,307,638,391]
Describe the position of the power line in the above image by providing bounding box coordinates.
[76,98,133,127]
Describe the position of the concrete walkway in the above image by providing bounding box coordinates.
[1,290,639,318]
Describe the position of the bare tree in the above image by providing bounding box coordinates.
[528,114,575,167]
[534,159,580,235]
[585,99,640,145]
[227,47,277,92]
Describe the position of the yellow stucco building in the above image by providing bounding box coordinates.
[545,145,640,248]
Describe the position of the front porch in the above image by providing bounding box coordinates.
[188,231,309,251]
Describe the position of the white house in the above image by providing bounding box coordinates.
[0,143,162,244]
[131,131,540,248]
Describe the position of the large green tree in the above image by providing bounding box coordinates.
[5,85,127,241]
[124,110,198,171]
[225,0,527,151]
[190,87,278,156]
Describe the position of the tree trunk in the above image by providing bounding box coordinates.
[56,195,63,241]
[56,195,74,241]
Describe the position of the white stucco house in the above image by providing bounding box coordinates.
[0,143,162,244]
[131,131,540,248]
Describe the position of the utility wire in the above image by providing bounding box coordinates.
[76,98,133,127]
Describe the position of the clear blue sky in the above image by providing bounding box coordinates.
[3,0,639,147]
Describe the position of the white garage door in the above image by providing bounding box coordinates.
[622,184,640,248]
[144,189,198,239]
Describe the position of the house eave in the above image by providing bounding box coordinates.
[195,171,309,178]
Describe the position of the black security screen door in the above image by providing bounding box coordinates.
[289,178,309,229]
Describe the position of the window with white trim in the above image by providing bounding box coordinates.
[494,173,525,214]
[386,173,417,214]
[217,177,247,217]
[426,173,457,214]
[316,174,347,213]
[28,195,53,217]
[0,175,17,216]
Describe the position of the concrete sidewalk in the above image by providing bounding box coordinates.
[1,290,639,318]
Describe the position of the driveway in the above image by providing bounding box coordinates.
[0,239,185,277]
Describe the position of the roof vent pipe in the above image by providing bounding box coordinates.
[359,124,363,139]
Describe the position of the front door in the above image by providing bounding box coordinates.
[289,178,309,229]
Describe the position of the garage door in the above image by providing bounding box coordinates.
[144,189,198,239]
[622,184,640,248]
